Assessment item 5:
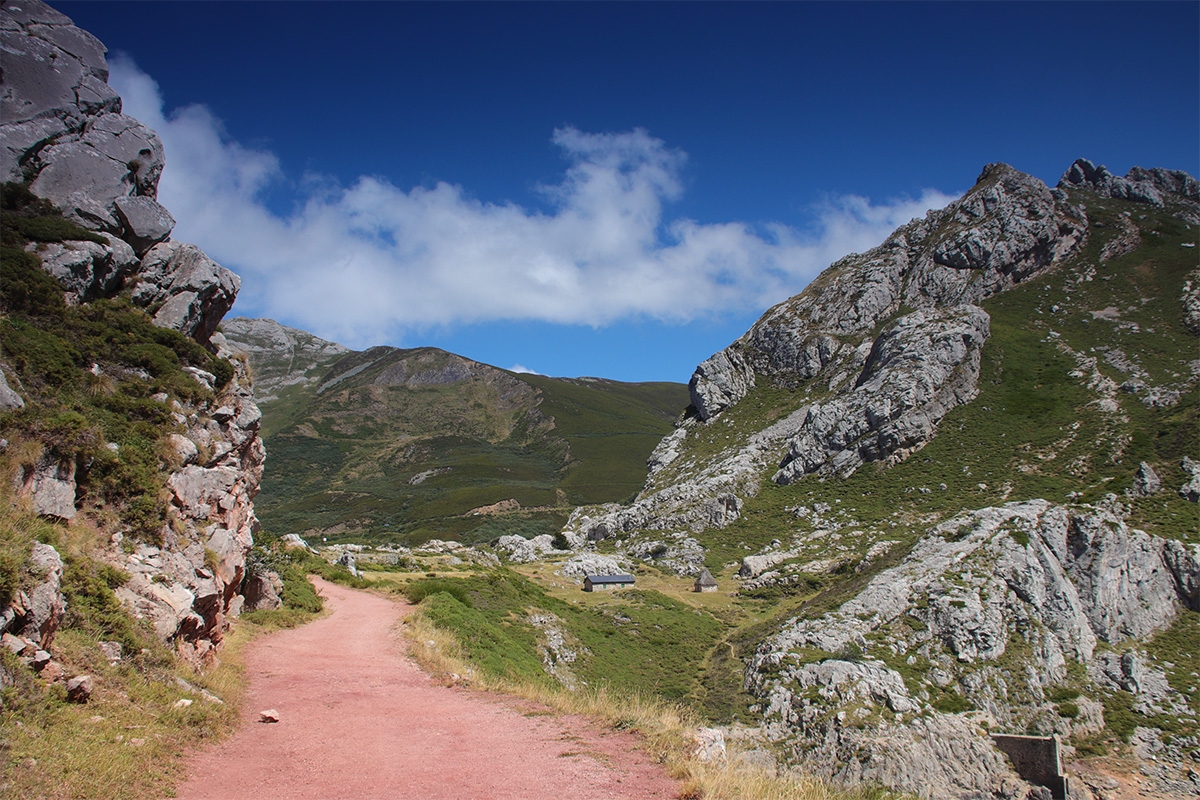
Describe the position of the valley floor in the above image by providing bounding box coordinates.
[169,578,677,800]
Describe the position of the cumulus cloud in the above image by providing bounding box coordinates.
[110,56,958,350]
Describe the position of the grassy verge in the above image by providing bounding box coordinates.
[395,578,904,800]
[0,497,330,798]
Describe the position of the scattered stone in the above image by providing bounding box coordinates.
[97,641,122,663]
[259,708,280,723]
[39,660,65,682]
[66,675,94,703]
[1180,457,1200,502]
[173,698,194,709]
[30,650,52,671]
[1130,462,1162,497]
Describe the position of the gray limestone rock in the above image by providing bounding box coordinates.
[1059,158,1200,208]
[2,1,264,669]
[335,550,358,577]
[559,554,626,580]
[744,499,1195,799]
[689,348,756,421]
[114,195,175,255]
[17,455,76,519]
[775,305,991,483]
[0,369,25,411]
[132,240,240,344]
[1181,270,1200,335]
[27,232,137,302]
[2,0,165,234]
[1180,456,1200,503]
[1129,462,1161,497]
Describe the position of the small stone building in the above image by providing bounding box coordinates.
[693,569,719,593]
[583,574,635,592]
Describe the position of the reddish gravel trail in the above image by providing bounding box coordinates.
[169,578,679,800]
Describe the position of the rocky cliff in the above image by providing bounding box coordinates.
[0,0,263,666]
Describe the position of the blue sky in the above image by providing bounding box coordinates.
[56,1,1200,383]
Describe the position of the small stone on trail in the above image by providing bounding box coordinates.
[259,708,280,723]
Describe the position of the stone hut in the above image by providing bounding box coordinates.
[583,574,635,592]
[693,569,719,593]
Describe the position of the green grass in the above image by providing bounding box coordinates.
[396,569,725,701]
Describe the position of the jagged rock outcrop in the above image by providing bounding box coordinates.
[0,543,65,649]
[1,0,264,665]
[111,351,264,662]
[0,0,170,235]
[27,231,138,303]
[2,0,240,345]
[1059,158,1200,210]
[744,498,1199,798]
[774,304,990,482]
[568,160,1198,543]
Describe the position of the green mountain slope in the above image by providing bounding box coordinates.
[220,324,689,545]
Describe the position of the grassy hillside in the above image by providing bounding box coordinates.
[228,340,690,546]
[667,189,1200,738]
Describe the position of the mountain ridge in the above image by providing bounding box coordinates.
[219,321,690,545]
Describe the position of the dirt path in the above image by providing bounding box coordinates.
[169,578,679,800]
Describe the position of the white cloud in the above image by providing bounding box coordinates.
[109,56,959,350]
[508,364,542,375]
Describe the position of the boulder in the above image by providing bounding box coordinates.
[335,550,358,577]
[18,456,77,520]
[113,195,175,255]
[692,728,728,763]
[66,674,94,703]
[1130,461,1162,497]
[132,241,241,345]
[0,370,24,412]
[242,571,283,612]
[1180,457,1200,503]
